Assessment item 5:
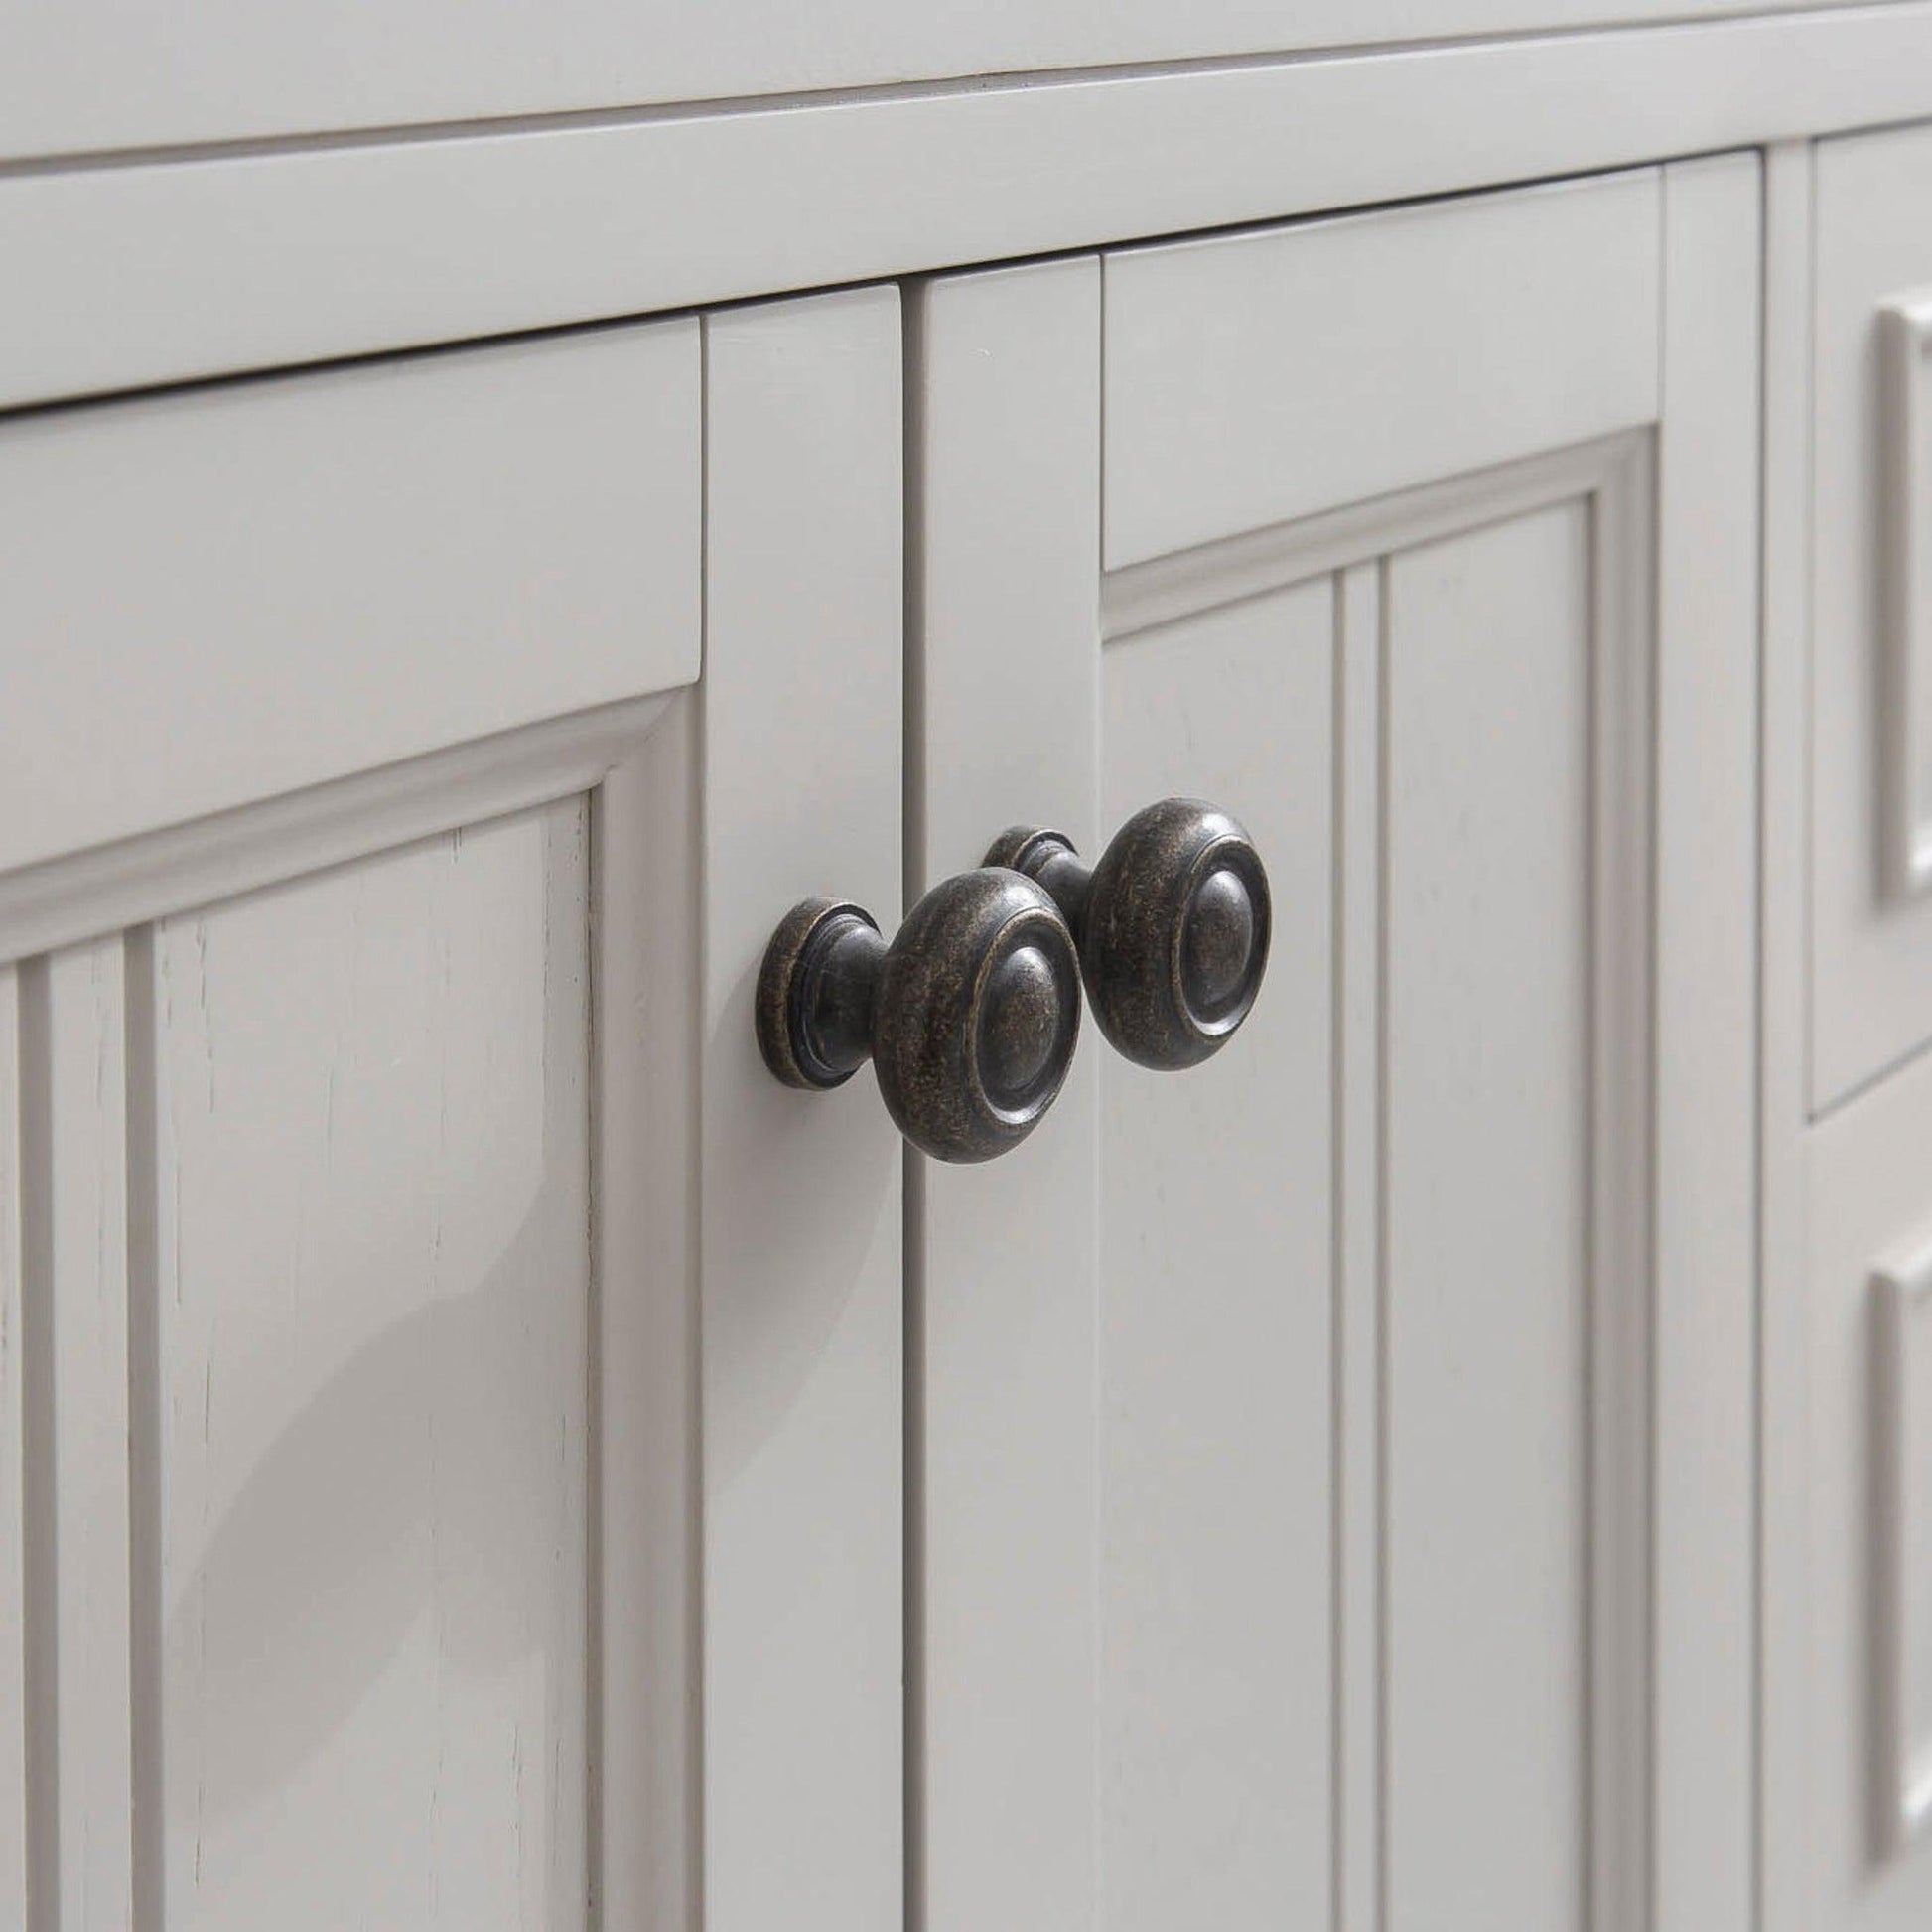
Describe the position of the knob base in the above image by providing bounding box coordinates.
[757,898,885,1090]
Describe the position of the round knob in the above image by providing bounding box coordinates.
[757,868,1081,1162]
[985,798,1270,1071]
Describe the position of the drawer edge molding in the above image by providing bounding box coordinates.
[1875,1227,1932,1858]
[1882,290,1932,899]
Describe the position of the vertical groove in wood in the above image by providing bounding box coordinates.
[16,959,55,1932]
[0,967,26,1927]
[1584,441,1659,1932]
[1333,561,1384,1932]
[1372,554,1394,1932]
[899,281,929,1932]
[121,930,161,1932]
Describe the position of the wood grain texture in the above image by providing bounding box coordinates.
[699,286,904,1932]
[13,6,1932,408]
[0,321,698,876]
[1102,171,1660,565]
[145,808,593,1931]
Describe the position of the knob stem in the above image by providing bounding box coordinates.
[759,899,886,1090]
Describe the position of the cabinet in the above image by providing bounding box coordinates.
[10,19,1931,1924]
[909,159,1761,1932]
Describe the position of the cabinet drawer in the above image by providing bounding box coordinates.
[1806,1043,1932,1929]
[0,320,700,880]
[1812,122,1932,1108]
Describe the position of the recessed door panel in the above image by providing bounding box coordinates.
[1383,505,1594,1931]
[1099,581,1335,1931]
[148,807,591,1932]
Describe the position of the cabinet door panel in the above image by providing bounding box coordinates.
[150,805,591,1932]
[1381,506,1595,1928]
[0,285,903,1932]
[914,157,1759,1932]
[1098,583,1334,1930]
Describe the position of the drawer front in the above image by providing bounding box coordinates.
[1812,122,1932,1108]
[1807,1045,1932,1931]
[0,322,700,880]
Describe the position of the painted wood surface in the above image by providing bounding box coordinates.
[1812,122,1932,1110]
[908,258,1102,1932]
[913,153,1757,1932]
[1759,135,1820,1932]
[1652,151,1762,1932]
[1098,579,1334,1931]
[0,281,908,1931]
[148,809,592,1931]
[1,0,1858,165]
[15,6,1932,408]
[1101,171,1660,566]
[1806,1044,1932,1932]
[699,287,905,1932]
[0,320,699,878]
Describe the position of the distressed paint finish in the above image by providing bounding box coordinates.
[148,806,593,1930]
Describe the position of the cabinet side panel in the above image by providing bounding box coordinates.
[701,287,904,1932]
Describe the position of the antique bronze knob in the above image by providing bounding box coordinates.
[984,798,1270,1071]
[757,868,1082,1162]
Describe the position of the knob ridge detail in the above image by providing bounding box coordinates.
[757,868,1081,1163]
[985,797,1271,1070]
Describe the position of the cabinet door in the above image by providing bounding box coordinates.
[0,287,903,1932]
[910,161,1760,1932]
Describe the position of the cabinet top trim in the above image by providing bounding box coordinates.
[7,3,1932,408]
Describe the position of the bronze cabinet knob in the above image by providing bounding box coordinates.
[757,868,1082,1163]
[985,798,1270,1071]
